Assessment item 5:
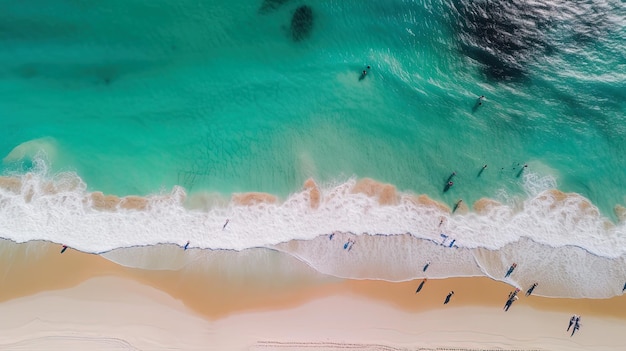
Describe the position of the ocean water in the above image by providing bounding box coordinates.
[0,0,625,298]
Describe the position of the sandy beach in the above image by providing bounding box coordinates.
[0,241,624,350]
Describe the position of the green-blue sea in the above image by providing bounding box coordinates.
[0,0,625,298]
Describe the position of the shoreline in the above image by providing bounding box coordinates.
[0,240,625,320]
[0,241,625,349]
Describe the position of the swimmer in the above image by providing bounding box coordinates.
[477,164,488,177]
[359,65,371,81]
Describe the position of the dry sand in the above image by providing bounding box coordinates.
[0,241,624,350]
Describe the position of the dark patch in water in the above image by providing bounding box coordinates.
[451,0,619,81]
[453,0,550,81]
[259,0,291,14]
[291,5,313,42]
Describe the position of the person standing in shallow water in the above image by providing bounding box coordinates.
[444,291,454,304]
[505,263,517,278]
[526,282,538,296]
[423,261,431,272]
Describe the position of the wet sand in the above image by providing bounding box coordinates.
[0,240,624,350]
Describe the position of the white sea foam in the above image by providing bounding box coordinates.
[0,162,625,298]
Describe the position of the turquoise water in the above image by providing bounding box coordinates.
[1,0,625,216]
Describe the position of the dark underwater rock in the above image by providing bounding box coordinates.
[291,5,313,42]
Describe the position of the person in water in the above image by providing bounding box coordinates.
[444,291,455,304]
[453,199,463,213]
[359,65,371,80]
[478,95,485,105]
[526,282,538,296]
[423,261,431,272]
[504,263,517,278]
[222,219,230,230]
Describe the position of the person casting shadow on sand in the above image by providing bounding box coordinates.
[571,316,581,337]
[444,291,454,304]
[567,315,577,332]
[415,278,427,293]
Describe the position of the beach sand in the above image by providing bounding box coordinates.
[0,241,624,350]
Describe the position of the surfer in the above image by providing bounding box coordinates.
[477,164,488,177]
[526,282,538,296]
[446,171,456,183]
[505,263,517,278]
[415,278,427,293]
[472,96,485,113]
[359,65,371,81]
[443,291,455,304]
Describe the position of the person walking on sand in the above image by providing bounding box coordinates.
[571,316,581,336]
[567,315,577,331]
[415,278,427,293]
[504,294,518,311]
[444,291,454,304]
[526,282,538,296]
